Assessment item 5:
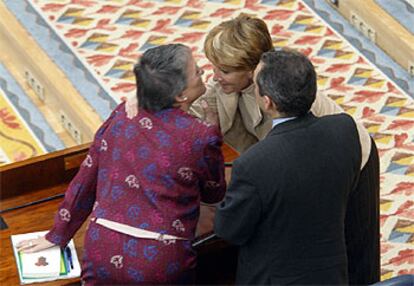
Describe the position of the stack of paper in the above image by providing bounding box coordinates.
[11,231,81,284]
[19,246,62,278]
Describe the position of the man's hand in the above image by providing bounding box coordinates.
[201,99,219,126]
[125,96,139,119]
[16,236,56,253]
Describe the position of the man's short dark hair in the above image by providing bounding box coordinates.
[134,44,190,112]
[256,49,317,117]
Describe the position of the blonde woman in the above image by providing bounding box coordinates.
[127,14,380,284]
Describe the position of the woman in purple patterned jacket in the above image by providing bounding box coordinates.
[17,44,226,285]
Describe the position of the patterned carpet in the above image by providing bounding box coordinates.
[0,86,45,164]
[2,0,414,279]
[0,63,64,164]
[304,0,414,98]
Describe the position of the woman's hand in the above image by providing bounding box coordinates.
[125,96,139,119]
[16,236,56,253]
[201,99,219,126]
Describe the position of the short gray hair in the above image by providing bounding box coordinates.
[134,44,190,112]
[256,49,316,117]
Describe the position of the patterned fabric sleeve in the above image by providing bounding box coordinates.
[199,125,226,204]
[45,106,119,248]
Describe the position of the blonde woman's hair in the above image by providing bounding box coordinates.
[204,13,273,72]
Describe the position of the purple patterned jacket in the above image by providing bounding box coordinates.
[46,103,226,284]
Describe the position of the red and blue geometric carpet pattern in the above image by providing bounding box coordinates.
[5,0,414,279]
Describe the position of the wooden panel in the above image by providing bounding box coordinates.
[0,144,89,200]
[1,143,237,200]
[221,143,239,164]
[327,0,414,72]
[0,184,66,212]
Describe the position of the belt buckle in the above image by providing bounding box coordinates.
[157,233,165,241]
[157,233,176,245]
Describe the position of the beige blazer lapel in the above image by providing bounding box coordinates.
[239,84,272,140]
[215,88,239,135]
[201,80,272,141]
[239,86,261,129]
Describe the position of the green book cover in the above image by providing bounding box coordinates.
[18,249,68,279]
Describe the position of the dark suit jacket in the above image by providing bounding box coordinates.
[214,113,362,285]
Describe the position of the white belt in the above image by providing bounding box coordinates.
[92,218,188,244]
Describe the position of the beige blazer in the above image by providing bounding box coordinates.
[191,78,371,169]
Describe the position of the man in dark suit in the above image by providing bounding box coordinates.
[214,50,362,285]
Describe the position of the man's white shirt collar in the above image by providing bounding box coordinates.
[271,117,296,128]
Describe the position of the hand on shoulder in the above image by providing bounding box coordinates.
[125,96,139,119]
[201,99,219,127]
